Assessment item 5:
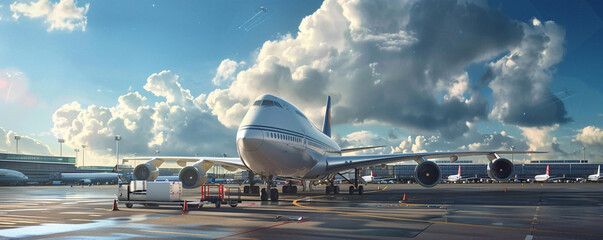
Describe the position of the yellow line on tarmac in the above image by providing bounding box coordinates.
[292,197,603,238]
[140,230,258,240]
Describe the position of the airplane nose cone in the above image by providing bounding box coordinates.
[237,129,264,152]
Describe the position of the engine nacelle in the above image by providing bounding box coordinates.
[487,158,514,181]
[179,166,208,189]
[414,161,441,187]
[133,163,159,181]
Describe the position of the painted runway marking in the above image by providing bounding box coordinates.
[525,234,533,240]
[140,230,257,240]
[292,197,603,238]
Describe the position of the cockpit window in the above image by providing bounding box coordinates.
[274,101,282,108]
[253,100,261,106]
[261,100,274,106]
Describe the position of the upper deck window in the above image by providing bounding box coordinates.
[261,100,274,106]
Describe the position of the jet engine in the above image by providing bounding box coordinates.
[133,163,159,181]
[414,161,441,187]
[179,166,208,189]
[487,158,514,181]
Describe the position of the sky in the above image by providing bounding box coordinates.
[0,0,601,166]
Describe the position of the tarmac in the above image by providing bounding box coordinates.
[0,183,602,239]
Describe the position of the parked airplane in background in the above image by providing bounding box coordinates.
[0,169,28,186]
[361,170,374,183]
[588,165,601,182]
[57,173,119,185]
[447,165,463,182]
[125,95,542,201]
[534,165,550,182]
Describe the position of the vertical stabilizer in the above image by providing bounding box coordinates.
[458,165,461,176]
[598,165,600,175]
[546,165,549,175]
[322,96,331,137]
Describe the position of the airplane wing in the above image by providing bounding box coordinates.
[123,157,248,172]
[340,146,385,154]
[325,151,544,173]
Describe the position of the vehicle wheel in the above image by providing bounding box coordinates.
[125,203,133,208]
[282,186,289,194]
[291,186,297,194]
[358,186,364,195]
[215,201,221,208]
[230,201,238,207]
[270,188,279,201]
[198,204,204,209]
[326,186,332,194]
[349,186,355,195]
[244,186,250,194]
[333,186,340,194]
[260,188,268,201]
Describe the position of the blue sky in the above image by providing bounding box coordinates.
[0,0,601,165]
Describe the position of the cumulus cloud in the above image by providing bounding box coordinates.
[573,126,603,160]
[204,0,552,139]
[10,0,89,32]
[487,18,570,126]
[212,59,244,87]
[0,127,52,155]
[52,71,236,166]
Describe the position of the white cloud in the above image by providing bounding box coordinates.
[487,18,570,126]
[573,126,603,147]
[10,0,89,32]
[518,124,559,159]
[52,70,236,166]
[212,59,244,86]
[0,127,52,155]
[204,0,548,140]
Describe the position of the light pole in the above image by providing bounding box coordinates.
[58,139,65,157]
[114,135,121,168]
[14,135,21,153]
[81,145,86,167]
[74,149,80,165]
[582,145,586,162]
[510,145,515,163]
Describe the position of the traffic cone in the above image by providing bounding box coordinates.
[182,200,189,212]
[403,193,406,201]
[505,188,507,193]
[112,199,119,211]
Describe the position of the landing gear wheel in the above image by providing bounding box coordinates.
[282,186,289,194]
[326,186,332,194]
[291,186,297,194]
[125,203,133,208]
[358,186,364,195]
[270,188,279,201]
[333,186,340,194]
[230,202,238,207]
[215,201,221,208]
[349,186,355,195]
[243,186,250,194]
[260,188,268,201]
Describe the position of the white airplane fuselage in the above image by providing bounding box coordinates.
[534,174,549,182]
[0,169,28,185]
[588,165,600,181]
[237,95,340,180]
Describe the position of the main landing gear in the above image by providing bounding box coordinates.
[348,168,363,195]
[259,175,279,202]
[243,171,260,195]
[325,179,340,194]
[282,182,298,194]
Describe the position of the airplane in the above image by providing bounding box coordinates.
[57,172,119,186]
[0,169,28,186]
[534,165,551,182]
[447,165,463,182]
[588,165,601,182]
[362,170,374,183]
[445,165,483,183]
[124,94,543,201]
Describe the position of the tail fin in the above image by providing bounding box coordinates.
[371,170,374,176]
[598,165,600,175]
[458,165,461,176]
[322,96,331,137]
[546,165,549,175]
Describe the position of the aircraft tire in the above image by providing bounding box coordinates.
[333,186,340,194]
[260,188,268,201]
[125,203,133,208]
[349,186,355,195]
[270,188,279,201]
[291,186,297,194]
[326,186,332,194]
[358,186,364,195]
[282,186,289,194]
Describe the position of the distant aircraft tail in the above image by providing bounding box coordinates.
[546,165,549,175]
[458,165,461,176]
[598,165,600,175]
[322,96,331,137]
